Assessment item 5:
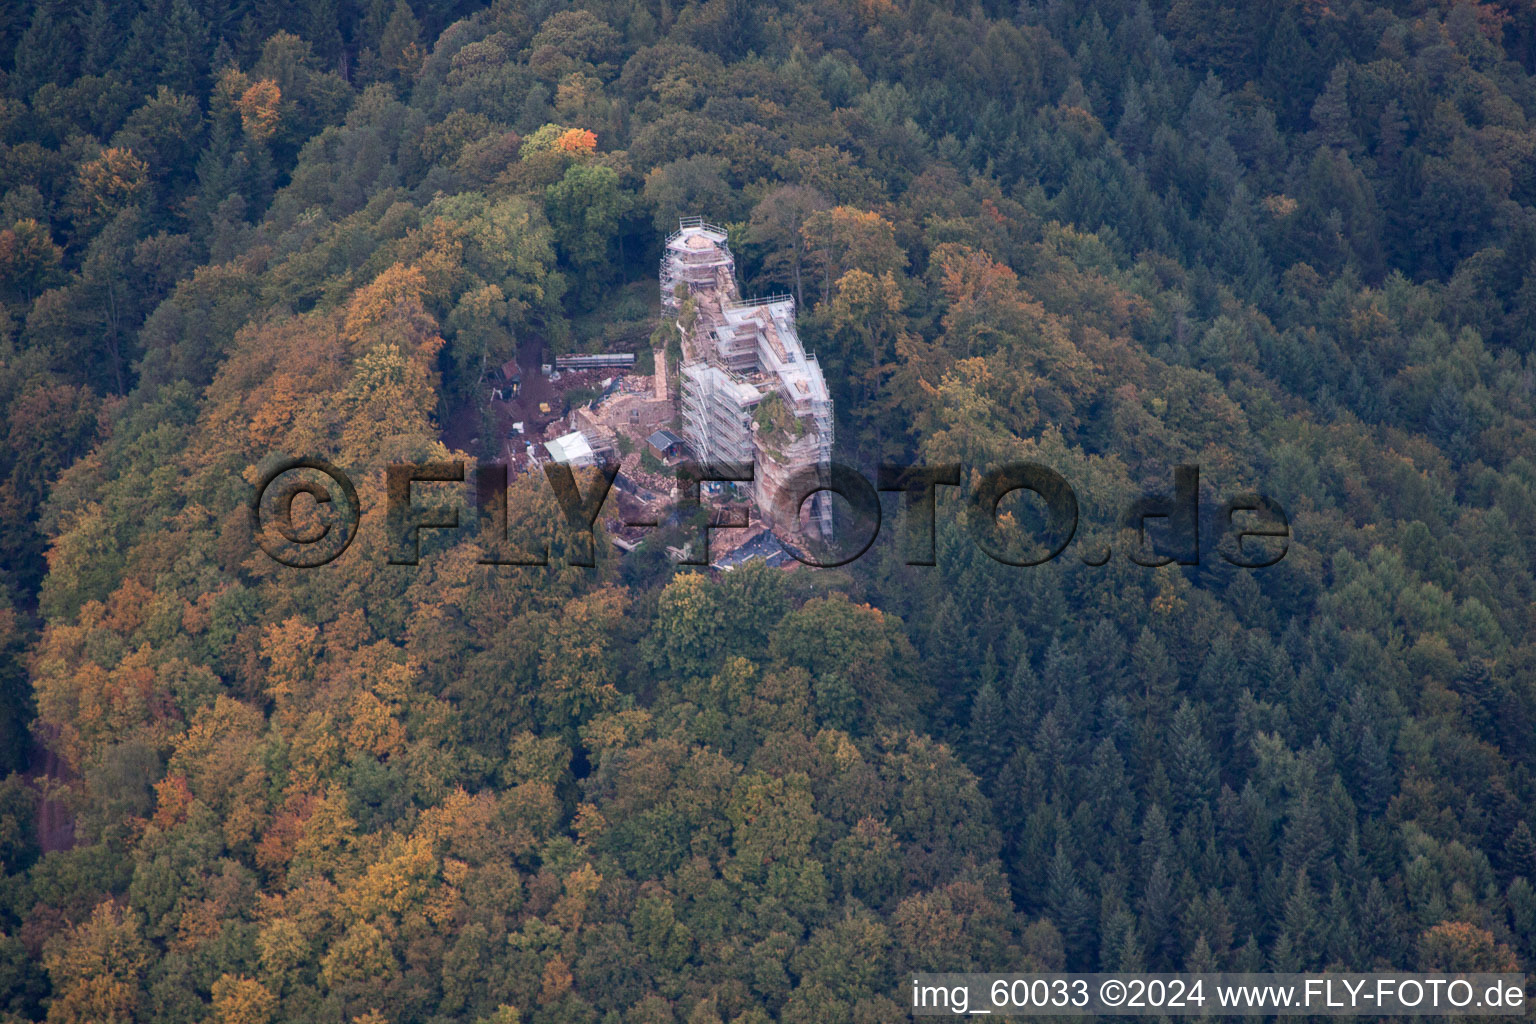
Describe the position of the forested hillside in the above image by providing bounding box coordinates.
[3,0,1536,1021]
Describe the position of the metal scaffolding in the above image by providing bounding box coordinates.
[662,218,835,537]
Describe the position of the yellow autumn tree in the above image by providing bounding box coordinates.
[236,79,282,142]
[320,920,395,988]
[538,955,572,1004]
[199,313,350,460]
[210,974,277,1024]
[343,263,441,355]
[76,148,149,219]
[257,917,309,979]
[290,785,361,879]
[537,587,627,723]
[260,616,321,719]
[800,206,905,304]
[338,832,441,924]
[337,342,439,458]
[1416,920,1520,971]
[42,902,149,1024]
[168,695,270,847]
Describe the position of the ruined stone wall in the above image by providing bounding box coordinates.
[753,429,829,532]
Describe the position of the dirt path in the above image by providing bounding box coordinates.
[26,730,74,854]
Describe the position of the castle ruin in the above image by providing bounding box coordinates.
[660,218,835,536]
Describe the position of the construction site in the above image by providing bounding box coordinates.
[472,217,835,569]
[663,217,835,537]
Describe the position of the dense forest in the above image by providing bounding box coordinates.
[2,0,1536,1020]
